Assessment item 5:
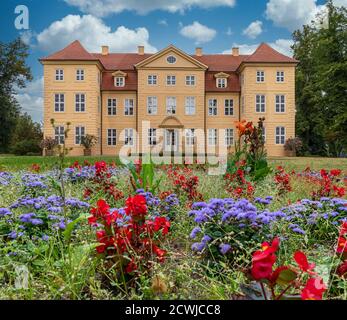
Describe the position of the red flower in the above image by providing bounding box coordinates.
[90,199,110,218]
[337,260,347,277]
[330,169,341,177]
[301,277,326,300]
[294,251,316,274]
[125,195,147,217]
[125,259,138,274]
[333,185,346,197]
[337,236,347,254]
[153,244,167,262]
[251,238,280,280]
[340,222,347,237]
[153,217,171,235]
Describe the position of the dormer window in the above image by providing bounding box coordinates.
[214,72,229,89]
[115,77,124,87]
[112,70,127,87]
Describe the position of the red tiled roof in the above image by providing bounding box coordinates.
[92,53,152,70]
[101,71,138,91]
[193,55,249,72]
[243,43,298,64]
[205,72,240,92]
[40,40,98,61]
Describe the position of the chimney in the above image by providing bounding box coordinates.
[232,47,239,57]
[138,46,145,55]
[101,46,109,55]
[195,47,203,57]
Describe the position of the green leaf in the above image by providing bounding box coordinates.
[276,269,297,286]
[63,214,87,243]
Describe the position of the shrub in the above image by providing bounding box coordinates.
[284,137,303,153]
[81,134,98,150]
[11,139,41,155]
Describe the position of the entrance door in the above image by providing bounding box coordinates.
[165,129,179,152]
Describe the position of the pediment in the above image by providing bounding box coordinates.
[135,45,208,70]
[214,72,230,78]
[159,116,184,128]
[112,70,127,77]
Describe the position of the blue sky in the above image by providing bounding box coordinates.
[0,0,339,122]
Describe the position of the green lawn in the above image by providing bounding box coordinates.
[0,154,346,171]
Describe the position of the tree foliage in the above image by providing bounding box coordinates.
[0,38,32,152]
[293,1,347,156]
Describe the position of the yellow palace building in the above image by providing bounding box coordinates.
[40,40,298,157]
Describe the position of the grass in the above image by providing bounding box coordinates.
[1,155,346,171]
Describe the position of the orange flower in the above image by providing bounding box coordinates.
[235,120,247,137]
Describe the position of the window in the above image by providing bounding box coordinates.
[167,56,176,64]
[55,69,64,81]
[208,99,217,116]
[217,78,227,88]
[208,129,217,146]
[107,99,117,116]
[148,129,157,146]
[256,95,266,113]
[54,94,65,112]
[75,93,86,112]
[262,127,266,143]
[166,97,176,115]
[124,128,134,146]
[76,69,84,81]
[225,129,234,147]
[185,97,196,115]
[275,127,286,145]
[275,95,286,113]
[276,71,285,82]
[166,75,176,86]
[225,99,234,116]
[147,96,157,115]
[256,70,265,83]
[75,126,85,145]
[107,129,117,146]
[125,99,134,116]
[185,129,195,146]
[115,77,125,87]
[186,75,195,86]
[148,75,157,85]
[54,126,64,144]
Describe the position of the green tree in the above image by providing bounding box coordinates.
[293,1,347,156]
[10,113,43,155]
[0,38,32,152]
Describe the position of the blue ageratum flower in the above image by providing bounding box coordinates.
[190,227,201,239]
[0,208,12,216]
[219,244,231,255]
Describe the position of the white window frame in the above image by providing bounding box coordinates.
[224,99,234,116]
[275,127,286,145]
[208,99,218,116]
[166,75,176,86]
[55,69,64,81]
[76,69,85,81]
[125,99,134,116]
[107,98,117,116]
[148,75,157,85]
[256,70,265,83]
[147,96,158,115]
[208,129,217,146]
[276,71,285,82]
[256,95,266,113]
[225,128,234,147]
[124,128,134,146]
[75,93,86,112]
[166,96,176,115]
[275,95,286,113]
[107,129,117,146]
[54,126,65,145]
[75,126,85,145]
[54,94,65,112]
[186,75,196,86]
[148,128,157,146]
[115,77,125,87]
[185,129,195,146]
[185,96,196,115]
[216,78,227,88]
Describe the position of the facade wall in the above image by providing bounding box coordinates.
[42,54,296,158]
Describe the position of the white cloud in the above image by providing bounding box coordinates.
[333,0,347,6]
[226,27,233,36]
[14,77,44,122]
[242,20,263,39]
[179,21,216,44]
[64,0,236,17]
[158,19,168,26]
[36,14,157,53]
[222,39,294,57]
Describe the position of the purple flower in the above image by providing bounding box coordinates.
[201,235,212,243]
[0,208,12,216]
[191,242,206,252]
[219,244,231,255]
[190,227,202,239]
